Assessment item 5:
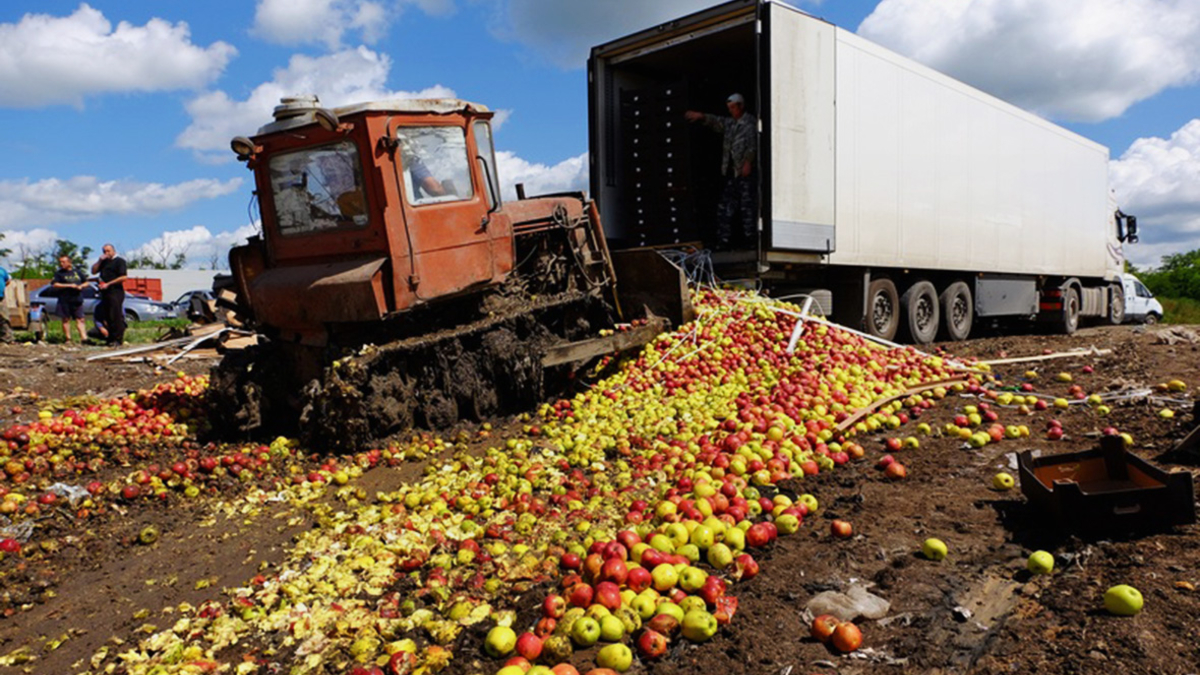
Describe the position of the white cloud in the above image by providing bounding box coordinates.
[253,0,387,49]
[0,4,236,108]
[496,150,588,199]
[858,0,1200,123]
[176,47,455,160]
[0,228,61,265]
[491,0,735,69]
[252,0,454,49]
[126,224,260,270]
[0,176,242,229]
[1110,119,1200,268]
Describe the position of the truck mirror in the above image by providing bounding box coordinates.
[1126,215,1138,244]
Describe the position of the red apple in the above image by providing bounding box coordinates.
[811,614,840,643]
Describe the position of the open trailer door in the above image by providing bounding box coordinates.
[761,2,837,254]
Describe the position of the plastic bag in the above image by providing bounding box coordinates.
[805,585,891,622]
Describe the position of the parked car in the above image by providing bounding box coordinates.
[29,284,180,322]
[173,289,214,311]
[1121,273,1164,325]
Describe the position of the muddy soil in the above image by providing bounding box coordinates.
[2,324,1199,674]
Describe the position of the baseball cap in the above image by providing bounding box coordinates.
[726,93,745,105]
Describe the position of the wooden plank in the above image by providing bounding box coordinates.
[542,318,667,367]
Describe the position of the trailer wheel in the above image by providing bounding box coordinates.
[1061,286,1081,335]
[1107,284,1125,325]
[938,281,973,341]
[866,278,900,341]
[901,280,940,345]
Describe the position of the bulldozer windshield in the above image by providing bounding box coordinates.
[397,126,475,206]
[268,140,368,236]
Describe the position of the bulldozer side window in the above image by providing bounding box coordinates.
[473,120,501,210]
[397,126,475,206]
[268,140,369,236]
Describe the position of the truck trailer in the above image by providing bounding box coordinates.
[588,0,1139,342]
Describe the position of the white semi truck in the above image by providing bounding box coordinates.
[587,0,1139,342]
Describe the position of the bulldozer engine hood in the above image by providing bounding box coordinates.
[248,257,389,338]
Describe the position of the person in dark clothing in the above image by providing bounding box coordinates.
[0,265,11,344]
[91,244,127,346]
[685,92,759,250]
[51,255,88,344]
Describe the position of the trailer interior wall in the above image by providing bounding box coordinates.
[826,29,1116,280]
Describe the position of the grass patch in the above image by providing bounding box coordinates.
[1158,297,1200,324]
[16,318,191,345]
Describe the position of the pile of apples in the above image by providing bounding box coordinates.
[95,291,966,675]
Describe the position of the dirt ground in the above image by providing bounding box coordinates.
[1,323,1198,674]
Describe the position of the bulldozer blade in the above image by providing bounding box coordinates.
[610,249,695,327]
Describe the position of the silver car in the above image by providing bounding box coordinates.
[29,284,180,322]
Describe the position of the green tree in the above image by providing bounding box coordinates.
[1137,247,1200,302]
[128,252,186,270]
[0,232,10,260]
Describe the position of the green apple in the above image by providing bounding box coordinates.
[676,543,701,563]
[614,605,642,634]
[679,595,707,615]
[651,563,678,591]
[630,594,658,620]
[542,634,573,662]
[921,538,948,561]
[484,625,517,657]
[703,516,727,538]
[723,526,746,551]
[679,566,708,592]
[680,609,719,642]
[707,542,734,569]
[798,493,819,513]
[775,513,800,535]
[1026,550,1055,575]
[690,524,716,549]
[586,604,611,620]
[992,472,1015,490]
[1103,584,1144,616]
[596,642,633,672]
[598,614,625,642]
[655,601,684,623]
[649,533,675,553]
[570,616,600,646]
[665,522,690,548]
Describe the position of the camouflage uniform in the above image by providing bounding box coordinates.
[700,112,758,247]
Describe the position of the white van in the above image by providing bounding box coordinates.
[1121,273,1164,324]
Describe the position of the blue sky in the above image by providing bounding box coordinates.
[1,0,1198,270]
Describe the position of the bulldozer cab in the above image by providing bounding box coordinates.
[229,97,512,343]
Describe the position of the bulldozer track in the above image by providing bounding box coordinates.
[209,288,610,452]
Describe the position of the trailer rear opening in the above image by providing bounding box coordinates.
[589,2,758,250]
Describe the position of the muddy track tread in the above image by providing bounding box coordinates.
[298,292,602,452]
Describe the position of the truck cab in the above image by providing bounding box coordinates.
[1121,273,1163,324]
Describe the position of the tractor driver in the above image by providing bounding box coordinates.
[409,153,448,199]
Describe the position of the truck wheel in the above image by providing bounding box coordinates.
[1144,313,1159,326]
[938,281,973,341]
[1107,284,1125,325]
[901,280,940,345]
[866,278,900,342]
[1061,286,1081,334]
